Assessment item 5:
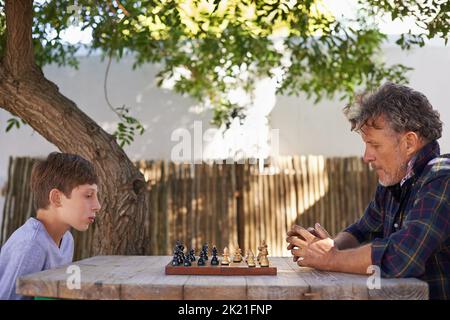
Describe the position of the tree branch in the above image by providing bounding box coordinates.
[4,0,35,77]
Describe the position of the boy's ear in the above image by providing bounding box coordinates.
[48,189,63,207]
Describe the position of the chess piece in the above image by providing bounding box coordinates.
[173,240,185,265]
[202,243,209,260]
[259,246,270,267]
[221,247,230,265]
[176,240,184,252]
[246,250,256,267]
[257,240,268,261]
[259,254,269,267]
[171,251,180,266]
[197,256,206,266]
[188,249,196,261]
[233,247,242,263]
[177,250,184,265]
[183,255,192,266]
[210,246,219,265]
[198,250,208,266]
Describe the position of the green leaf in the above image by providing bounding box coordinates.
[5,118,20,132]
[2,0,446,133]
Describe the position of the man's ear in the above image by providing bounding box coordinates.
[48,189,63,208]
[404,131,420,156]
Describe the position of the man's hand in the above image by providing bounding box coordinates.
[286,224,372,274]
[287,223,331,240]
[286,224,331,262]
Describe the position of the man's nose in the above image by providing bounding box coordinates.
[363,148,375,163]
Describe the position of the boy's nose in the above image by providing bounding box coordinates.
[93,198,101,212]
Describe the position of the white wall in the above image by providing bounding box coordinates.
[1,43,450,218]
[270,44,450,156]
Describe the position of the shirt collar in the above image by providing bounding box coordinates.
[388,140,440,199]
[407,140,440,180]
[400,155,417,187]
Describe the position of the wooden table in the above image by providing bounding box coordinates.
[17,256,428,300]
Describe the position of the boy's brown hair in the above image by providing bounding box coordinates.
[31,152,99,210]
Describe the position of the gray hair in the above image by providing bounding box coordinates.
[343,82,442,141]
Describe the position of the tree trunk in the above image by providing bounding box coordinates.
[0,0,150,255]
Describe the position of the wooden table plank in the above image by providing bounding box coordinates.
[70,256,184,300]
[120,257,189,300]
[16,256,429,300]
[183,275,247,300]
[368,277,429,300]
[59,263,123,300]
[246,258,310,300]
[285,257,428,300]
[17,267,67,299]
[61,256,164,300]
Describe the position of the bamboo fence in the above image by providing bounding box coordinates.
[1,156,378,260]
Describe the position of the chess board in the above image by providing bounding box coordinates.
[165,261,277,276]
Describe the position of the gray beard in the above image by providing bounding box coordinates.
[378,161,408,187]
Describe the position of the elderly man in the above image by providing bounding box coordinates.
[286,82,449,300]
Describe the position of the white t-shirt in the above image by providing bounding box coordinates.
[0,218,74,300]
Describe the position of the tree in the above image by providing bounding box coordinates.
[0,0,448,255]
[361,0,450,48]
[0,0,149,255]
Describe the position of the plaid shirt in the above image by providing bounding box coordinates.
[344,140,449,300]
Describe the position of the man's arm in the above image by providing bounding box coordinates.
[333,231,360,250]
[330,243,372,274]
[287,228,372,275]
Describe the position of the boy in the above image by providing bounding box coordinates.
[0,152,101,299]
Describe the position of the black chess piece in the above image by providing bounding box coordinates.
[210,246,219,266]
[197,256,205,266]
[173,241,184,264]
[183,255,192,266]
[171,252,180,266]
[202,243,209,260]
[176,249,184,265]
[188,249,196,261]
[176,240,184,252]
